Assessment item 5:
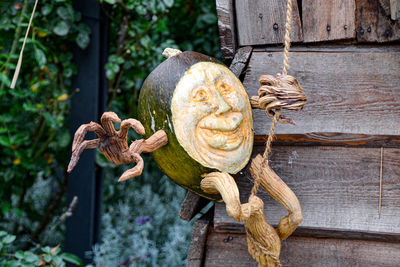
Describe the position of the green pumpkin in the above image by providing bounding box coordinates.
[138,51,254,199]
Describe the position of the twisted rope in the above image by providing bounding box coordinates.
[282,0,293,76]
[250,0,293,198]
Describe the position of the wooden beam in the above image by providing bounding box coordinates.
[235,0,303,46]
[216,0,236,59]
[243,51,400,138]
[302,0,356,43]
[187,209,213,267]
[179,191,210,221]
[204,230,400,266]
[214,146,400,241]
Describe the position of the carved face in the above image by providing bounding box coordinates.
[171,62,253,173]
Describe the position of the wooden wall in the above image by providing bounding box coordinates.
[187,0,400,266]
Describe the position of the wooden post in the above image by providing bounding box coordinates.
[65,0,108,264]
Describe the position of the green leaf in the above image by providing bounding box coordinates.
[76,32,89,49]
[15,250,24,259]
[22,103,38,112]
[53,21,70,36]
[43,113,58,129]
[34,47,46,69]
[0,72,11,88]
[1,203,10,214]
[77,23,91,35]
[61,253,83,266]
[163,0,174,8]
[24,252,39,263]
[57,131,71,148]
[57,6,74,20]
[42,4,53,16]
[201,13,216,24]
[104,0,116,4]
[0,136,11,147]
[2,234,16,244]
[135,5,146,15]
[0,231,7,237]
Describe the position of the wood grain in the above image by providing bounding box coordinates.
[204,230,400,267]
[356,0,400,42]
[235,0,303,46]
[254,133,400,147]
[243,51,400,136]
[216,0,236,59]
[187,210,212,267]
[214,146,400,240]
[302,0,356,42]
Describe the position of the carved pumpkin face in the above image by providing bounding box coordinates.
[171,62,253,173]
[138,51,253,199]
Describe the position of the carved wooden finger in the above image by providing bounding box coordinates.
[201,172,281,267]
[249,154,303,240]
[115,130,168,182]
[118,119,145,140]
[68,139,100,172]
[101,111,121,136]
[71,122,105,152]
[118,153,144,182]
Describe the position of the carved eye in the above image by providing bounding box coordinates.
[218,81,233,95]
[192,87,209,102]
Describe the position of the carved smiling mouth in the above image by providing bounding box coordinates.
[198,112,244,151]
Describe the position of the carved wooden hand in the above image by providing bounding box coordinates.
[68,112,168,182]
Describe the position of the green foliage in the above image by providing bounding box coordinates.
[0,231,83,266]
[0,0,89,250]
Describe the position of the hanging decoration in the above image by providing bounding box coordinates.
[68,0,307,265]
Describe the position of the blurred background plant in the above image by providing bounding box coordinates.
[0,0,221,265]
[0,0,91,252]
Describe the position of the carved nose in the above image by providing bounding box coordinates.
[215,93,232,115]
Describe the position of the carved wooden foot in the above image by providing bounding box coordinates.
[68,112,168,182]
[201,172,281,267]
[249,154,303,240]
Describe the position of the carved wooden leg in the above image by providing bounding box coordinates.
[249,154,303,240]
[201,172,281,267]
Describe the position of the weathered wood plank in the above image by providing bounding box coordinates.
[204,231,400,267]
[214,146,400,240]
[356,0,400,42]
[302,0,356,42]
[187,209,213,267]
[229,46,252,78]
[243,51,400,136]
[391,0,400,19]
[235,0,303,46]
[216,0,236,59]
[180,191,210,221]
[254,133,400,148]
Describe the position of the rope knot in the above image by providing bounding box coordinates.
[251,73,306,125]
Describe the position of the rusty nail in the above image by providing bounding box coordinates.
[259,13,263,19]
[367,26,371,33]
[273,23,279,30]
[360,28,364,35]
[344,25,348,30]
[326,24,331,32]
